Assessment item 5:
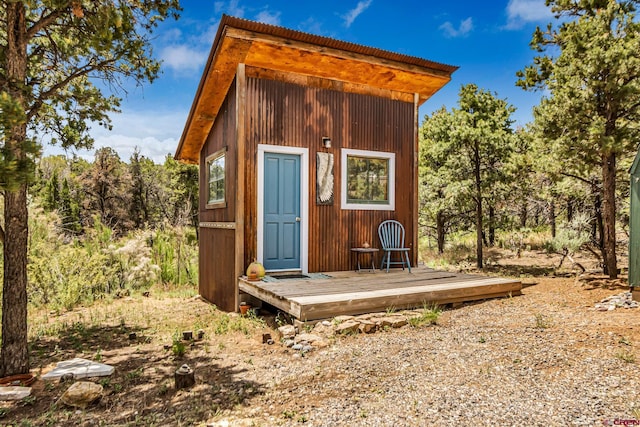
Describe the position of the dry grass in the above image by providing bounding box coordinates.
[2,247,638,426]
[3,285,273,426]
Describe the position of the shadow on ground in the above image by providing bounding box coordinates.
[4,324,266,426]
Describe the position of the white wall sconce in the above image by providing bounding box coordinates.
[322,137,332,149]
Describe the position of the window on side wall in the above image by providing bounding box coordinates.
[206,148,226,209]
[341,148,395,211]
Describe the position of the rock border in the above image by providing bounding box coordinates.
[276,309,435,354]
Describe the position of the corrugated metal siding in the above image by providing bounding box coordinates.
[200,80,237,222]
[199,80,238,310]
[244,76,416,272]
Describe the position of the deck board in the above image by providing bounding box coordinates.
[238,267,521,320]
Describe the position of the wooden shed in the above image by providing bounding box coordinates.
[175,15,457,312]
[630,150,640,299]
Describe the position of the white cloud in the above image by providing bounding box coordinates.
[255,10,281,26]
[342,0,372,28]
[439,17,473,38]
[298,17,328,36]
[160,45,208,74]
[214,0,244,18]
[505,0,553,29]
[44,109,189,164]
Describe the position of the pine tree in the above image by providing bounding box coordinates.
[517,0,640,278]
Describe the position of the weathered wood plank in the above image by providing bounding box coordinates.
[298,289,521,320]
[238,268,522,321]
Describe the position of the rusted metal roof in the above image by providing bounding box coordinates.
[213,15,458,74]
[175,14,458,163]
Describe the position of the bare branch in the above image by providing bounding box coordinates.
[560,172,600,188]
[26,57,120,120]
[26,8,67,40]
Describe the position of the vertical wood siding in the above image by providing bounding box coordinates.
[243,76,416,272]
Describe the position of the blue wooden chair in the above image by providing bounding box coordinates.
[378,220,411,273]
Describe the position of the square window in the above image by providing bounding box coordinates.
[341,149,395,210]
[206,149,226,208]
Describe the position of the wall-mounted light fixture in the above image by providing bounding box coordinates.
[322,137,332,149]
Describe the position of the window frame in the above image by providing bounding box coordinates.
[340,148,395,211]
[205,147,227,209]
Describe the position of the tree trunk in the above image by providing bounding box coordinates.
[549,200,556,238]
[1,185,30,377]
[474,140,483,269]
[594,190,607,273]
[488,205,496,247]
[436,210,445,254]
[519,203,527,228]
[567,198,574,223]
[602,152,618,278]
[1,2,30,377]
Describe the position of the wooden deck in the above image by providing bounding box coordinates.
[238,267,522,321]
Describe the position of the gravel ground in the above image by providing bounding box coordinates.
[209,277,640,427]
[4,273,638,426]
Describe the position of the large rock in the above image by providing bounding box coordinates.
[358,320,377,334]
[294,333,323,344]
[60,381,103,408]
[294,333,330,349]
[312,322,336,337]
[375,317,408,329]
[335,320,360,335]
[0,386,31,401]
[42,358,114,380]
[277,325,296,340]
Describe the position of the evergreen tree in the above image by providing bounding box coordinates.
[517,0,640,278]
[59,177,81,235]
[420,84,515,268]
[43,171,60,212]
[0,0,180,376]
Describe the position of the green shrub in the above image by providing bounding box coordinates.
[23,208,197,312]
[151,226,198,286]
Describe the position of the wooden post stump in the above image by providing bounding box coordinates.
[174,364,195,389]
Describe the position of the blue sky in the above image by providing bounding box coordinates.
[51,0,555,163]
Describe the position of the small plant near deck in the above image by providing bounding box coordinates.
[619,336,631,346]
[386,305,397,315]
[211,312,263,336]
[282,410,297,419]
[534,313,553,329]
[408,304,441,327]
[171,332,186,357]
[616,350,636,364]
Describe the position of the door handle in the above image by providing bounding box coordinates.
[296,217,301,222]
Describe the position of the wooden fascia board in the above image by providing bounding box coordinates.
[225,27,453,80]
[175,33,253,163]
[244,42,450,100]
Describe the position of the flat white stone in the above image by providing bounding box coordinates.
[0,386,31,401]
[41,357,114,380]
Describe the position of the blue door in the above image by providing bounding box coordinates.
[263,153,301,270]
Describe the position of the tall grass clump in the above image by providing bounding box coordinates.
[151,226,198,287]
[23,207,198,312]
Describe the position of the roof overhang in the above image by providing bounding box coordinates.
[175,15,458,164]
